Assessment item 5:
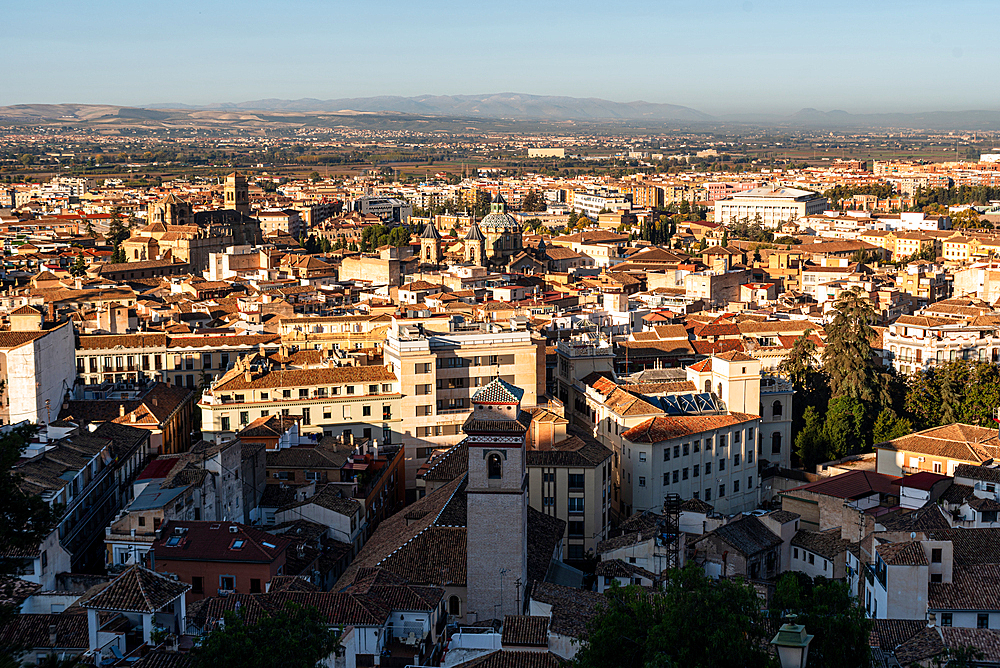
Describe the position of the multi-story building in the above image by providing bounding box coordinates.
[384,318,545,495]
[883,314,1000,375]
[257,208,304,239]
[571,189,632,219]
[0,312,75,427]
[351,196,412,223]
[151,521,290,602]
[576,352,790,517]
[8,422,151,587]
[714,186,827,229]
[75,332,282,389]
[199,353,400,444]
[525,410,613,561]
[61,380,195,455]
[894,263,949,308]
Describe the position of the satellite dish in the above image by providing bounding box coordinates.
[911,532,917,540]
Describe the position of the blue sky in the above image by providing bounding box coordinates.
[2,0,995,115]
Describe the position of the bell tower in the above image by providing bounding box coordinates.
[224,172,250,216]
[419,222,442,266]
[464,377,529,620]
[464,223,486,265]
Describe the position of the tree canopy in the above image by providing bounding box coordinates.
[193,603,341,668]
[573,565,770,668]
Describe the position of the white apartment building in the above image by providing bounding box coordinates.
[884,314,1000,375]
[715,186,827,229]
[571,189,632,219]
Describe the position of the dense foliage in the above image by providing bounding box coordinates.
[193,603,341,668]
[771,573,871,668]
[573,565,771,668]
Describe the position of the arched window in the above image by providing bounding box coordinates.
[704,379,711,393]
[488,453,503,479]
[449,595,461,616]
[772,400,783,418]
[771,432,782,455]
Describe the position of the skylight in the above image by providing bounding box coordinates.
[231,539,245,549]
[165,536,181,547]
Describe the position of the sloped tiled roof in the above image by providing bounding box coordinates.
[473,377,525,404]
[502,615,550,647]
[82,565,190,613]
[877,541,928,566]
[453,650,567,668]
[622,412,759,443]
[783,469,898,500]
[698,515,782,557]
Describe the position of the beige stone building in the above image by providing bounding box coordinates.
[199,354,401,444]
[384,318,545,496]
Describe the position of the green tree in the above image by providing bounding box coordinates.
[193,603,342,668]
[106,207,129,247]
[109,246,126,264]
[309,171,321,183]
[950,208,983,230]
[573,565,771,668]
[795,405,830,469]
[70,252,87,277]
[872,408,913,445]
[771,573,871,668]
[824,395,867,458]
[822,287,878,403]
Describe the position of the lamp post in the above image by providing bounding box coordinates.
[770,616,814,668]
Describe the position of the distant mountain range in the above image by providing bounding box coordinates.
[3,94,1000,130]
[147,92,714,122]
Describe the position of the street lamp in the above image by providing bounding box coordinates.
[770,616,814,668]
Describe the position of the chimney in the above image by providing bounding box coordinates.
[244,370,252,383]
[119,404,125,418]
[48,624,57,646]
[47,301,55,323]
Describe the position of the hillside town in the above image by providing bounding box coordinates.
[7,153,1000,668]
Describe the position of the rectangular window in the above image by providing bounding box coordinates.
[748,449,754,464]
[220,576,235,592]
[346,386,355,395]
[941,613,952,627]
[664,448,670,462]
[250,578,262,594]
[719,434,727,448]
[283,389,291,398]
[220,416,231,431]
[734,479,740,493]
[203,353,212,369]
[682,468,689,480]
[932,548,942,563]
[568,498,584,514]
[793,548,798,560]
[734,453,741,466]
[705,489,711,501]
[693,440,701,453]
[705,462,711,475]
[705,436,713,451]
[239,411,249,425]
[748,476,753,489]
[638,451,646,462]
[683,443,689,456]
[693,464,700,477]
[673,446,680,458]
[369,384,378,394]
[363,406,371,417]
[382,383,392,392]
[979,614,990,629]
[719,484,725,498]
[568,521,585,537]
[302,408,310,425]
[672,470,679,483]
[383,406,391,420]
[220,353,229,368]
[568,474,584,489]
[719,458,726,471]
[663,473,669,486]
[299,388,309,398]
[543,497,555,506]
[638,476,646,487]
[192,576,204,594]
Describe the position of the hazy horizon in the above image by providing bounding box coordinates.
[3,0,998,115]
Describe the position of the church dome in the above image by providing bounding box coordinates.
[480,211,521,232]
[479,194,521,233]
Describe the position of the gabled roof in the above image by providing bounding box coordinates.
[698,515,781,557]
[152,521,290,564]
[82,565,190,613]
[622,412,759,443]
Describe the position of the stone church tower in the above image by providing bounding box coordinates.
[463,222,486,265]
[224,172,250,216]
[419,222,442,265]
[464,377,529,620]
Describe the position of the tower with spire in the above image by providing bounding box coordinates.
[463,222,486,265]
[419,221,442,266]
